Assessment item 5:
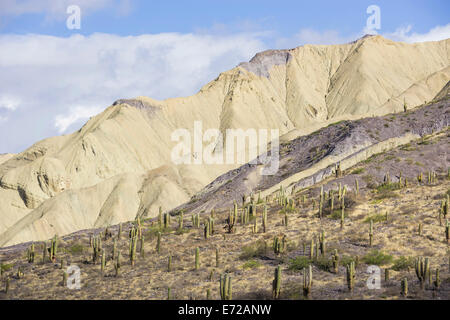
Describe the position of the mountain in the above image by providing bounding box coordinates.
[0,35,449,246]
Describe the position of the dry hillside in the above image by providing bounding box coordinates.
[0,35,449,246]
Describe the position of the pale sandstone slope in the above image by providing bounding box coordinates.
[0,35,449,246]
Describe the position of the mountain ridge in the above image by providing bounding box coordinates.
[0,35,449,246]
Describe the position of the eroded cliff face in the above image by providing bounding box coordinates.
[0,35,449,246]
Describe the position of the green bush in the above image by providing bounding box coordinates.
[313,256,331,271]
[239,240,267,260]
[242,260,263,269]
[351,168,365,175]
[391,256,415,271]
[363,250,393,266]
[364,213,386,224]
[288,256,311,271]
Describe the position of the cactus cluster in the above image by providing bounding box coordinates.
[346,261,356,292]
[273,235,287,255]
[27,244,35,263]
[220,273,232,300]
[272,265,282,299]
[303,265,313,299]
[415,257,429,289]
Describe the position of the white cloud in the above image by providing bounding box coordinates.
[383,23,450,43]
[0,95,20,111]
[0,32,266,152]
[0,0,130,19]
[55,105,103,133]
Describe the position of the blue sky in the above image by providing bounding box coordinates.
[0,0,449,153]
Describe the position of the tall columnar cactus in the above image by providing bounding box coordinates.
[319,231,326,256]
[346,261,356,293]
[434,268,441,289]
[273,235,287,255]
[216,247,220,267]
[369,220,374,247]
[445,220,449,244]
[401,278,408,297]
[156,232,161,254]
[303,265,313,299]
[220,273,232,300]
[331,250,339,274]
[129,234,137,266]
[418,223,423,236]
[355,179,359,195]
[415,257,430,289]
[385,268,390,282]
[101,249,106,273]
[28,243,35,263]
[204,220,210,239]
[158,206,163,228]
[118,223,122,240]
[114,250,121,277]
[283,213,288,227]
[195,247,200,270]
[42,242,47,263]
[272,265,282,299]
[168,254,172,272]
[262,206,267,233]
[50,235,58,262]
[178,212,184,232]
[112,239,117,261]
[309,239,315,260]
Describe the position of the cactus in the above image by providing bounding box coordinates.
[195,247,200,270]
[319,231,326,256]
[101,249,106,273]
[262,206,267,233]
[252,219,258,234]
[418,223,423,236]
[403,98,407,112]
[16,267,24,279]
[42,242,47,263]
[272,265,282,299]
[156,232,161,254]
[168,254,172,272]
[27,243,35,263]
[114,250,121,277]
[140,236,145,257]
[158,206,163,228]
[346,261,356,292]
[167,287,171,300]
[118,223,122,240]
[401,278,408,297]
[283,213,288,227]
[62,271,67,287]
[331,250,339,274]
[112,239,117,261]
[385,268,390,282]
[273,235,287,255]
[335,162,342,177]
[204,220,210,239]
[446,220,449,244]
[309,239,315,260]
[4,277,9,294]
[369,220,374,247]
[434,268,441,289]
[206,289,211,300]
[220,273,232,300]
[415,257,429,290]
[178,212,184,232]
[50,235,58,262]
[129,234,137,266]
[302,265,313,299]
[355,179,359,195]
[216,247,220,267]
[340,197,345,229]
